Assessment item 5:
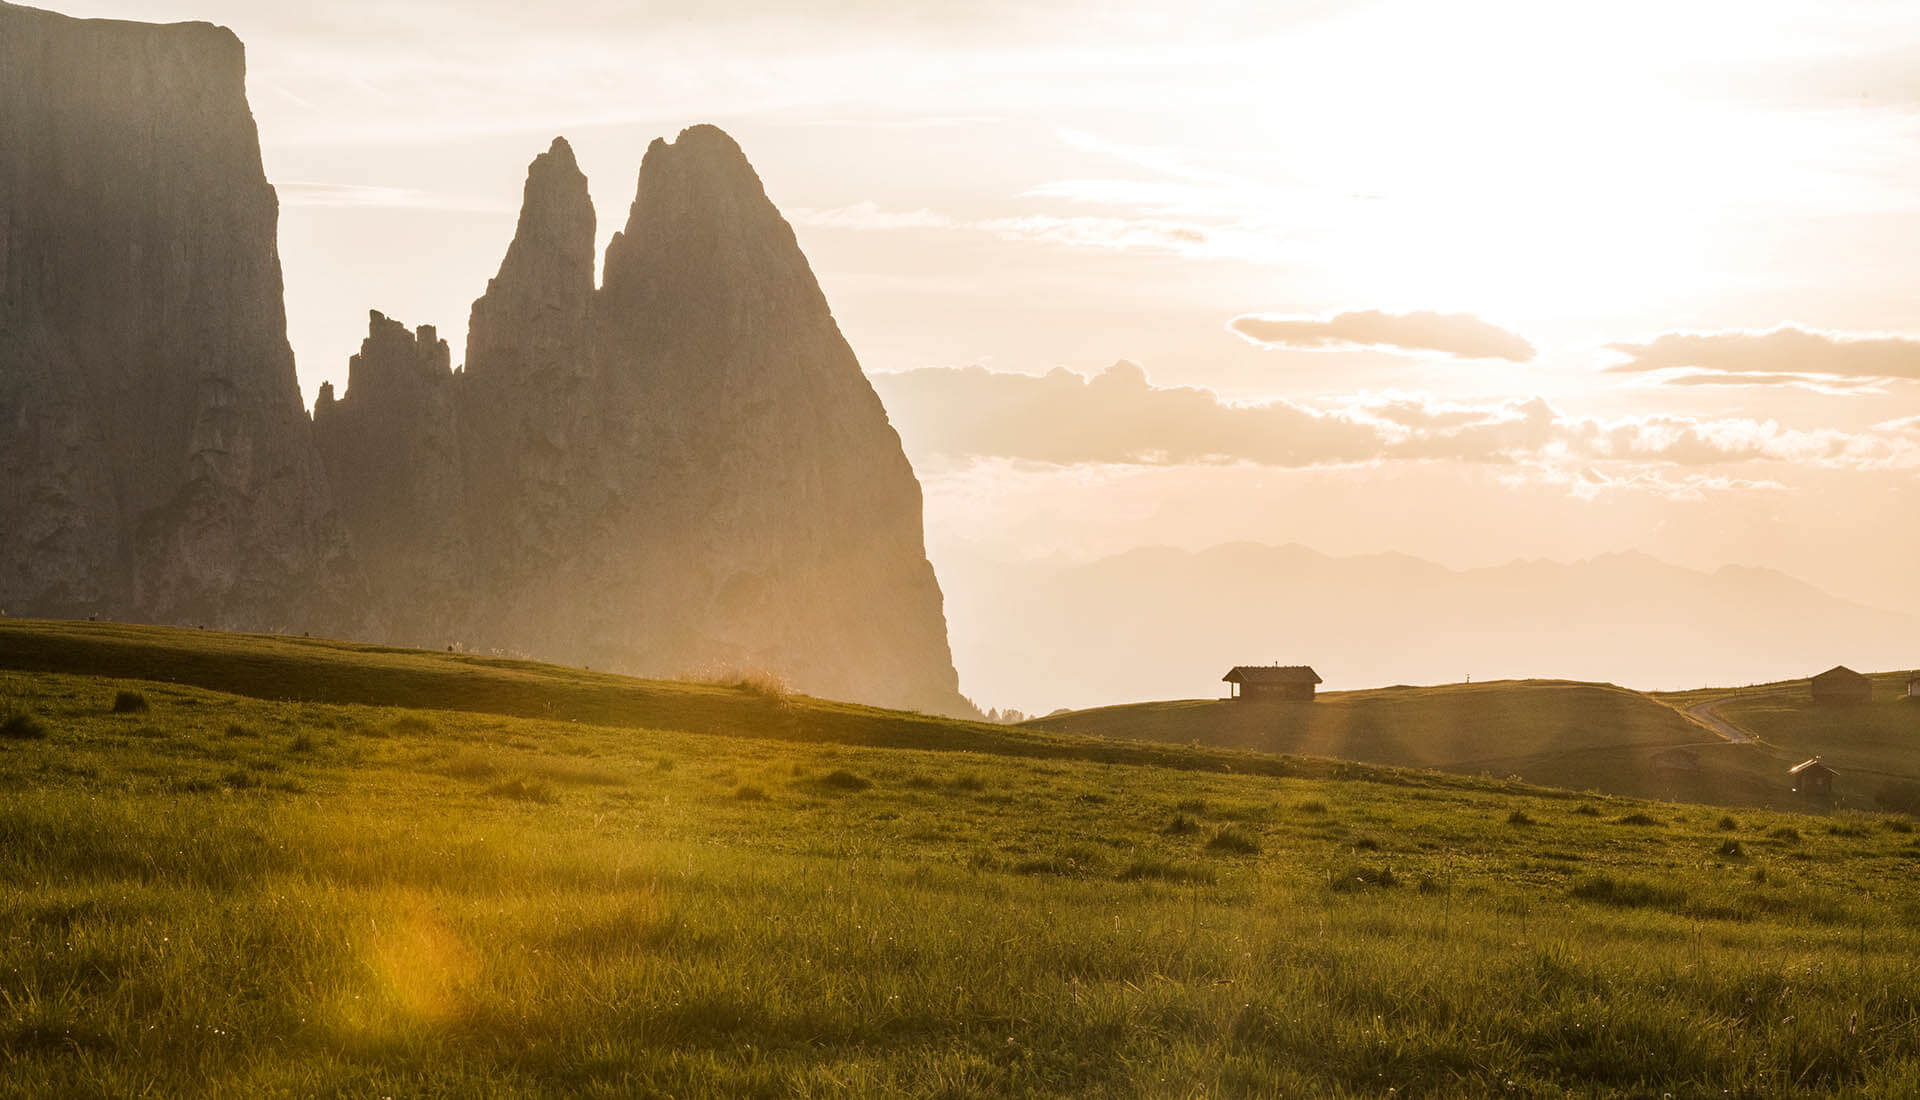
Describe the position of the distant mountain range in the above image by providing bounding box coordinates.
[942,543,1919,713]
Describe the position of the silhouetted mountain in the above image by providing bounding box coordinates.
[313,131,968,715]
[948,543,1920,713]
[0,2,353,630]
[2,8,966,715]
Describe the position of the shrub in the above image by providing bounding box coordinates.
[686,666,791,702]
[1164,814,1200,835]
[1507,810,1536,826]
[1351,836,1381,851]
[223,769,261,790]
[1205,826,1262,856]
[1717,839,1746,860]
[288,733,316,754]
[110,690,149,714]
[1769,827,1801,844]
[1296,800,1329,815]
[734,784,768,802]
[820,769,872,792]
[224,723,256,739]
[1175,798,1207,814]
[947,773,986,792]
[1572,804,1602,817]
[1717,815,1739,831]
[1614,812,1661,827]
[485,778,558,804]
[1,712,49,740]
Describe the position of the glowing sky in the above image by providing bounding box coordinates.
[43,1,1920,700]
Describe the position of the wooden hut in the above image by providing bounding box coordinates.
[1223,665,1322,702]
[1789,757,1837,798]
[1810,665,1871,705]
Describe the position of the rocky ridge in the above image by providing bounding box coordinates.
[312,130,968,715]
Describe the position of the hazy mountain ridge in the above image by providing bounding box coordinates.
[1,5,967,717]
[945,541,1919,713]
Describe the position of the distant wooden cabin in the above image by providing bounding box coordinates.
[1908,673,1919,701]
[1224,665,1322,702]
[1810,665,1871,705]
[1789,757,1838,798]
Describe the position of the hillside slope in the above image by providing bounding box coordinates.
[1,622,1917,1096]
[1660,673,1920,808]
[0,619,1501,790]
[1027,679,1794,807]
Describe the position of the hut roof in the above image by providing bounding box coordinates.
[1788,757,1837,777]
[1224,665,1322,685]
[1811,665,1869,685]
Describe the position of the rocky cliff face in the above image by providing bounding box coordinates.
[313,130,968,715]
[312,313,465,644]
[2,2,965,713]
[0,2,352,629]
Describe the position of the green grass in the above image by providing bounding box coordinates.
[1,622,1919,1095]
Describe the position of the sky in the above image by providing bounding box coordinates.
[48,0,1920,705]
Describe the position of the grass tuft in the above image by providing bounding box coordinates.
[1614,812,1661,826]
[1164,813,1200,835]
[1204,826,1262,855]
[1570,873,1685,909]
[734,784,768,801]
[110,690,149,714]
[819,769,873,792]
[1,711,49,740]
[1328,863,1398,892]
[1507,809,1536,826]
[1118,856,1215,885]
[484,777,559,804]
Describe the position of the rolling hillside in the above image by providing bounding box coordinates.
[1659,672,1920,809]
[1026,679,1802,808]
[2,619,1918,1095]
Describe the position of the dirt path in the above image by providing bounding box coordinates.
[1684,698,1753,744]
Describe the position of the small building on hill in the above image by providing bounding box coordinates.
[1908,673,1919,701]
[1810,665,1871,705]
[1789,757,1838,799]
[1224,665,1322,702]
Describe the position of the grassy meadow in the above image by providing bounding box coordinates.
[2,623,1920,1096]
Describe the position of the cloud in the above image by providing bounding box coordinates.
[872,364,1920,476]
[1606,325,1920,383]
[872,362,1389,468]
[1229,310,1538,363]
[790,203,1215,253]
[789,201,958,231]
